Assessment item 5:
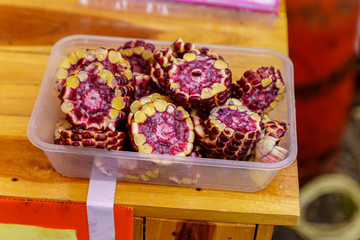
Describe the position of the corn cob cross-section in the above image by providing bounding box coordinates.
[128,93,195,156]
[54,47,132,91]
[233,66,285,114]
[58,62,134,131]
[119,40,161,99]
[151,39,232,112]
[193,98,262,160]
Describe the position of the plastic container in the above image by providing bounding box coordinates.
[27,34,297,192]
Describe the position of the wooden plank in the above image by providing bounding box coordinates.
[0,48,49,85]
[115,161,299,226]
[145,218,255,240]
[0,49,48,116]
[212,222,256,240]
[0,86,40,116]
[0,136,89,202]
[0,115,29,137]
[0,0,288,55]
[255,225,274,240]
[133,217,144,240]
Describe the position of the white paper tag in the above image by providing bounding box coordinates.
[87,160,117,240]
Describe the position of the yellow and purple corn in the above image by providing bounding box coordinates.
[55,127,126,151]
[151,39,232,112]
[119,40,161,99]
[193,98,262,160]
[58,63,134,131]
[233,66,285,114]
[128,93,194,156]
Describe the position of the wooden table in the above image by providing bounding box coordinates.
[0,0,299,239]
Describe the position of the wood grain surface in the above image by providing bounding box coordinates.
[133,217,144,240]
[145,218,256,240]
[0,0,299,227]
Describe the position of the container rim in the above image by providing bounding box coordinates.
[27,34,297,172]
[50,34,293,60]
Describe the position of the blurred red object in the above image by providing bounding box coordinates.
[287,0,359,184]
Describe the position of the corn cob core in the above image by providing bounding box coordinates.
[128,93,194,156]
[59,63,133,131]
[196,98,262,160]
[55,128,126,151]
[233,66,285,114]
[151,39,232,112]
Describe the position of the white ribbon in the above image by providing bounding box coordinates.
[86,159,117,240]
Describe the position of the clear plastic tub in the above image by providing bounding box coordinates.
[27,34,297,192]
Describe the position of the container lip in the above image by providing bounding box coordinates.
[27,34,297,171]
[51,34,291,61]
